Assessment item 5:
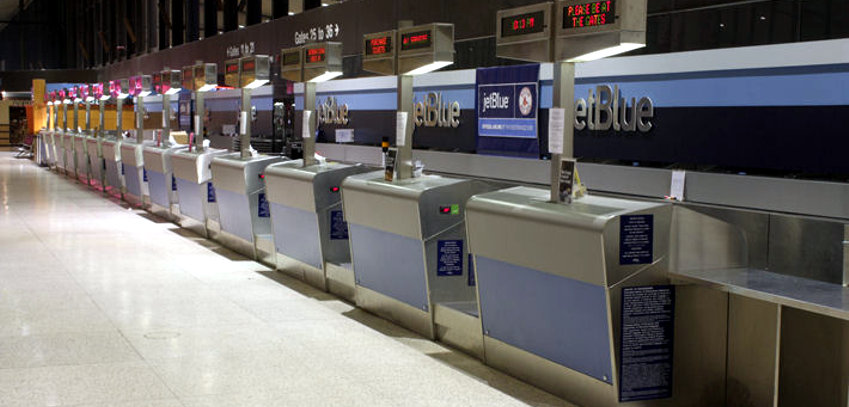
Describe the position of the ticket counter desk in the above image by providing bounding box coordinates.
[143,142,187,221]
[210,154,286,261]
[86,134,106,189]
[342,172,497,357]
[100,133,124,196]
[120,137,150,205]
[74,131,92,184]
[55,131,68,174]
[170,148,228,238]
[264,160,372,300]
[465,187,733,407]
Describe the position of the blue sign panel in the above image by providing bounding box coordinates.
[171,174,177,191]
[468,253,476,286]
[620,285,675,402]
[257,193,270,218]
[143,168,148,182]
[476,64,540,158]
[437,239,463,276]
[207,182,216,203]
[329,210,348,240]
[620,215,653,265]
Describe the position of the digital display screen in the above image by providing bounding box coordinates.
[306,47,326,64]
[241,60,255,72]
[501,10,545,37]
[225,62,239,73]
[365,36,392,56]
[563,1,615,28]
[400,30,431,51]
[282,51,300,66]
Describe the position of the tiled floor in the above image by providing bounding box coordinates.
[0,153,574,407]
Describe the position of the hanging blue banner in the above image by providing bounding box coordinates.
[476,64,540,158]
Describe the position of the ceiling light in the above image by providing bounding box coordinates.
[308,71,343,83]
[404,61,452,76]
[565,43,645,63]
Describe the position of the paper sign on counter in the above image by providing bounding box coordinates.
[548,108,565,155]
[670,170,686,201]
[396,112,408,147]
[239,112,247,135]
[302,110,313,139]
[194,115,201,135]
[335,129,354,143]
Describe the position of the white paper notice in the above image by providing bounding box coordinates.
[670,170,686,201]
[335,128,354,143]
[162,112,168,128]
[302,110,313,139]
[194,115,201,134]
[240,112,247,135]
[396,112,408,147]
[548,108,565,155]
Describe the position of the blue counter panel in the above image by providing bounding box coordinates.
[146,169,170,208]
[104,160,122,190]
[349,223,428,311]
[270,202,322,270]
[475,256,613,384]
[124,166,142,197]
[176,178,204,222]
[216,188,253,243]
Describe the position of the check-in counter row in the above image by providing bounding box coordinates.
[40,132,849,406]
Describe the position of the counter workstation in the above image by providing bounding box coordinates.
[264,160,371,299]
[171,148,227,238]
[143,140,186,221]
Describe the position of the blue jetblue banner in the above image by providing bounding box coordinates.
[476,64,540,158]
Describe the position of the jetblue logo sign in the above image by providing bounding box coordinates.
[576,85,654,133]
[477,67,539,139]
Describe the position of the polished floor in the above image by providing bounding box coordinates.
[0,153,574,407]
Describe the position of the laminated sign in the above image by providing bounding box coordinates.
[437,240,463,276]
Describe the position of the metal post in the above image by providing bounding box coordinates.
[162,93,171,141]
[63,102,68,131]
[116,97,124,134]
[136,95,145,143]
[85,100,91,130]
[302,81,317,166]
[195,91,204,152]
[550,61,575,202]
[396,74,414,180]
[240,88,251,159]
[99,99,106,133]
[73,100,79,131]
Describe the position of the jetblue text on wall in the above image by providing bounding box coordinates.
[316,97,349,126]
[575,85,653,133]
[414,92,460,128]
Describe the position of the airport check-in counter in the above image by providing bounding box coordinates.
[120,138,149,204]
[45,130,57,168]
[343,172,497,351]
[86,134,105,188]
[210,153,287,261]
[142,142,187,219]
[100,133,124,193]
[466,186,743,407]
[74,131,91,183]
[64,131,79,178]
[264,160,373,299]
[55,130,68,173]
[170,148,228,237]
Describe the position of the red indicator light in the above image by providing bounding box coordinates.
[258,174,265,179]
[330,186,340,193]
[440,206,451,214]
[306,48,326,64]
[501,10,546,37]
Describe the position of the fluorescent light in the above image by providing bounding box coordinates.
[164,87,181,95]
[404,61,452,76]
[308,71,343,83]
[244,79,268,89]
[100,95,110,101]
[288,11,294,15]
[238,25,245,29]
[85,96,95,102]
[137,91,151,97]
[566,43,645,62]
[197,84,216,92]
[63,99,72,104]
[47,101,53,106]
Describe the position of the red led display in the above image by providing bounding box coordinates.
[306,47,326,64]
[241,60,256,72]
[501,10,545,37]
[563,1,615,29]
[400,30,431,51]
[365,36,392,56]
[226,63,239,73]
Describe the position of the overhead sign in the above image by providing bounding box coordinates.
[555,0,646,62]
[496,3,554,63]
[362,30,396,76]
[181,66,195,91]
[224,58,240,88]
[563,1,615,28]
[280,47,303,82]
[501,9,546,37]
[397,23,454,75]
[294,23,340,45]
[152,73,162,94]
[239,57,256,88]
[303,42,342,82]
